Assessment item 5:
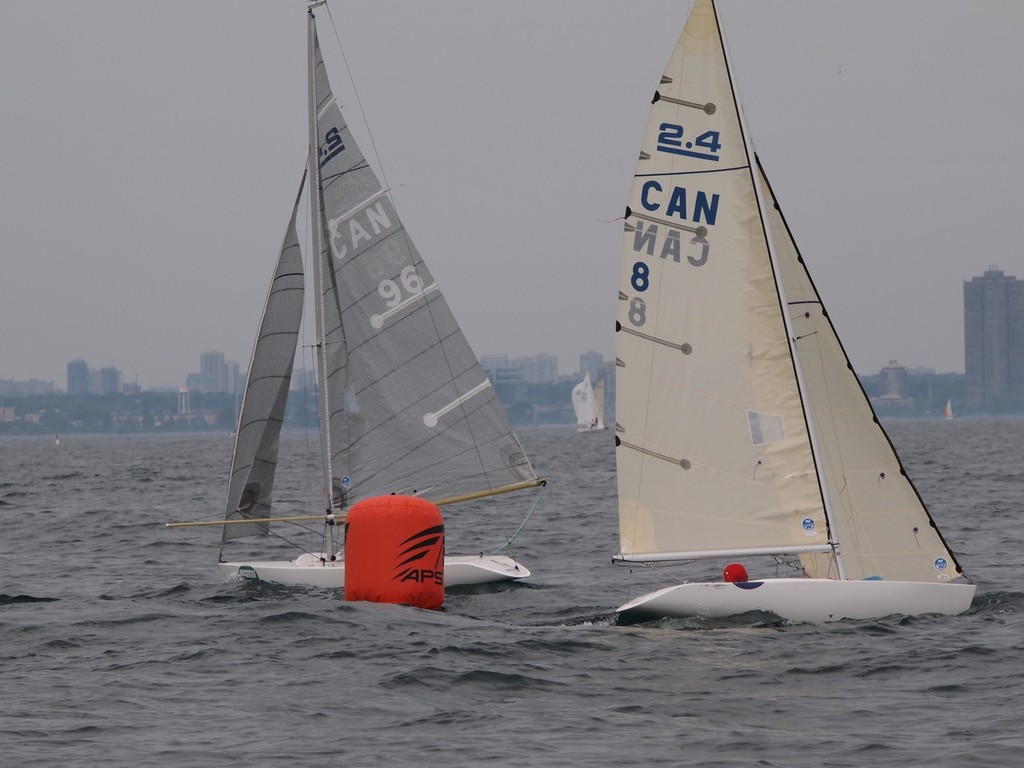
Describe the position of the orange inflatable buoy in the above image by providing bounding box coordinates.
[344,495,445,610]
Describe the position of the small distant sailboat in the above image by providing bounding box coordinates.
[571,373,606,432]
[944,399,954,420]
[611,0,974,623]
[54,434,59,447]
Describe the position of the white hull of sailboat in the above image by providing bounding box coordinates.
[218,554,530,589]
[616,578,977,624]
[576,424,607,433]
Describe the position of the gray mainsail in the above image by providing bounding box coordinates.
[308,23,537,511]
[221,179,305,545]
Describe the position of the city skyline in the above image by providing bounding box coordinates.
[2,3,1021,387]
[4,341,954,399]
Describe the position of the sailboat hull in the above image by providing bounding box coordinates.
[616,578,977,623]
[217,554,530,589]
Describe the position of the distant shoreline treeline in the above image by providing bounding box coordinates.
[0,371,1018,436]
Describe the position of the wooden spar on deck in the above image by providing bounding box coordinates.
[433,477,546,507]
[165,477,546,528]
[166,513,336,528]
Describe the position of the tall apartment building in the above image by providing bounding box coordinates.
[963,268,1024,408]
[187,351,240,394]
[578,350,604,384]
[67,359,90,395]
[516,354,558,385]
[98,366,121,395]
[200,351,228,392]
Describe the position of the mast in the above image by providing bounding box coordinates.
[307,2,336,511]
[710,0,846,578]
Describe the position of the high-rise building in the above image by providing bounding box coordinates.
[578,350,604,383]
[99,367,121,395]
[964,268,1024,408]
[480,354,510,378]
[517,354,558,384]
[67,359,90,395]
[874,359,912,410]
[200,351,228,392]
[879,360,908,398]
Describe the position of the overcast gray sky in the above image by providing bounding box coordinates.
[2,1,1021,389]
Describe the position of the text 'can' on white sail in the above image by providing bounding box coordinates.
[611,0,974,623]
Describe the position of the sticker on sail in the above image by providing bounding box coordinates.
[934,557,949,572]
[319,126,345,168]
[747,410,784,445]
[801,517,815,533]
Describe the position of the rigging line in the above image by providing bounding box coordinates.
[302,344,321,546]
[486,482,546,556]
[322,2,392,193]
[297,161,331,549]
[260,520,338,559]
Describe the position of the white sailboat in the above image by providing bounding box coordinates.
[571,373,606,432]
[593,377,607,431]
[172,2,544,589]
[944,399,954,420]
[612,0,974,622]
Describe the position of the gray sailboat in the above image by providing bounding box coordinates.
[172,2,544,588]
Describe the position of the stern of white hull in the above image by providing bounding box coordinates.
[616,578,976,623]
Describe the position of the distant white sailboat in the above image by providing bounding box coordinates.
[944,398,954,420]
[168,1,544,589]
[571,373,606,432]
[612,0,974,623]
[593,377,607,430]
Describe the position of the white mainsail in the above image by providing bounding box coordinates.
[613,0,972,621]
[614,0,827,563]
[572,374,598,430]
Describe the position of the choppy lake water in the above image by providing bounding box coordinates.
[2,419,1022,767]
